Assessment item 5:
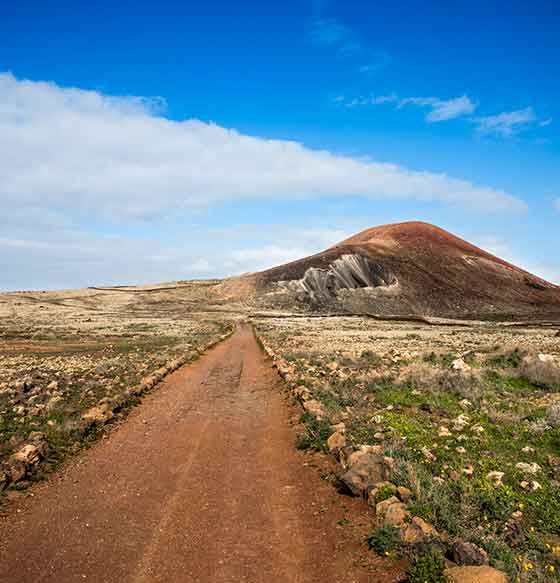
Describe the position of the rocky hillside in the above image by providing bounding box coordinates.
[242,222,560,320]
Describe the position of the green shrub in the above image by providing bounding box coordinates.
[407,551,446,583]
[295,412,331,452]
[365,525,402,555]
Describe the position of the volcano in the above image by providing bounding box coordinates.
[232,221,560,320]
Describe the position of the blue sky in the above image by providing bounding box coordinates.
[1,0,559,289]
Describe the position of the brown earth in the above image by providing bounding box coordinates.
[227,221,560,320]
[0,324,404,583]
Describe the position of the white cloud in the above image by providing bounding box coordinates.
[539,118,553,127]
[472,107,537,136]
[399,95,477,122]
[0,72,526,215]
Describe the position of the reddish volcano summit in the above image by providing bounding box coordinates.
[250,221,560,320]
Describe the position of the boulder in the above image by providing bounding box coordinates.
[339,453,391,497]
[444,566,507,583]
[452,541,489,566]
[403,516,439,545]
[375,496,409,527]
[345,445,383,468]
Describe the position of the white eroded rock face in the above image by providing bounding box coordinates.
[282,254,398,304]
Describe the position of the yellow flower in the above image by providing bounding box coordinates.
[548,565,555,572]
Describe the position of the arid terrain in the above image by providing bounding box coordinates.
[1,223,560,582]
[253,314,560,581]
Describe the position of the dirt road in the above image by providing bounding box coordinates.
[0,324,401,583]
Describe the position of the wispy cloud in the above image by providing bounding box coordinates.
[472,107,538,137]
[399,95,477,122]
[307,16,389,75]
[336,92,475,122]
[336,93,398,108]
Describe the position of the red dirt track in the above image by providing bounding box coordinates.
[0,324,402,583]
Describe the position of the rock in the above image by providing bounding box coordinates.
[11,444,41,466]
[47,380,59,390]
[515,462,541,475]
[486,471,505,486]
[452,541,489,566]
[397,485,412,502]
[521,446,535,454]
[339,453,391,497]
[444,566,507,583]
[403,516,439,545]
[459,399,472,409]
[452,358,471,372]
[453,415,470,431]
[327,431,346,453]
[346,445,383,468]
[537,353,555,363]
[302,399,326,419]
[520,480,542,491]
[421,447,436,462]
[28,431,46,441]
[439,426,452,437]
[82,402,114,425]
[375,496,409,527]
[45,395,63,412]
[293,386,312,401]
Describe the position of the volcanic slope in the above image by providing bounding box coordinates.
[236,221,560,319]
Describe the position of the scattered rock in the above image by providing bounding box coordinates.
[444,565,507,583]
[452,541,489,566]
[537,353,555,363]
[520,480,542,492]
[375,496,409,527]
[439,426,451,437]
